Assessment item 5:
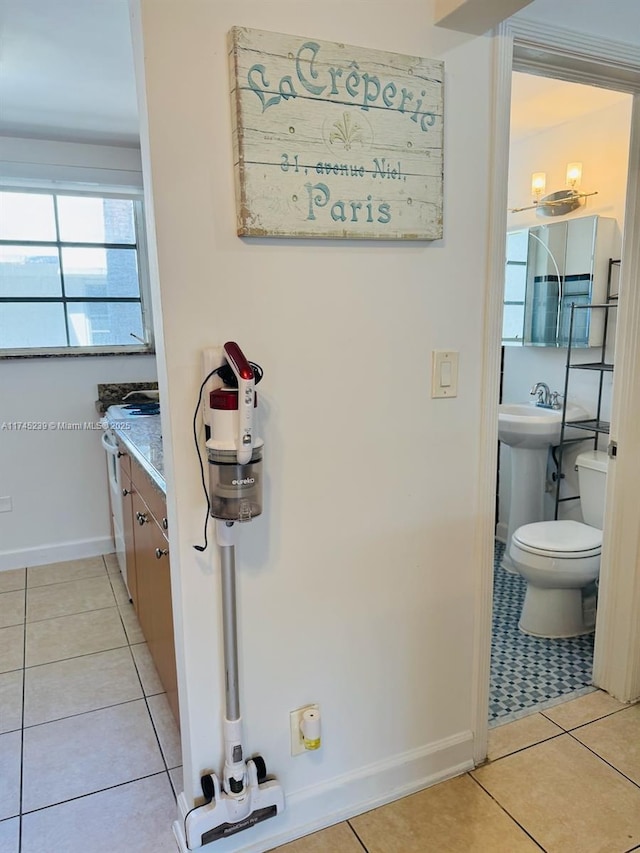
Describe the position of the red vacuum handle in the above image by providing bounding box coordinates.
[223,342,254,381]
[223,342,255,465]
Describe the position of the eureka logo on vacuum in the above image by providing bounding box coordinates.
[232,477,255,486]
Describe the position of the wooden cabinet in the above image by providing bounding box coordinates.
[117,442,138,609]
[115,439,179,727]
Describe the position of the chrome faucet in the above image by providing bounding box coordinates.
[530,382,551,407]
[549,391,563,410]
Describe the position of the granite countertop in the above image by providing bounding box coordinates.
[96,381,160,414]
[106,405,165,494]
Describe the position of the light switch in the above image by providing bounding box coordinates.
[432,350,459,398]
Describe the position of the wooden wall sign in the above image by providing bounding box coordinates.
[228,27,444,240]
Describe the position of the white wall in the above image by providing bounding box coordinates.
[132,1,494,848]
[0,137,157,570]
[0,355,157,569]
[498,95,632,534]
[0,136,143,189]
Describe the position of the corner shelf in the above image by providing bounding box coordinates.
[569,362,614,372]
[553,258,620,518]
[566,418,610,435]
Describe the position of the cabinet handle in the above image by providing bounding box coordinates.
[122,488,131,497]
[162,517,168,530]
[155,547,169,559]
[136,511,148,525]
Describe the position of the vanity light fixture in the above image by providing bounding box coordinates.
[566,162,582,188]
[511,161,597,216]
[531,172,546,204]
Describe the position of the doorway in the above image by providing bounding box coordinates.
[489,72,634,726]
[473,19,640,763]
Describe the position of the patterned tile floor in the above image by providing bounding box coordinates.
[489,541,596,726]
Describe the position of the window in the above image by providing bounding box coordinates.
[0,189,153,355]
[502,229,527,345]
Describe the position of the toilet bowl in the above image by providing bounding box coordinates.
[508,450,608,638]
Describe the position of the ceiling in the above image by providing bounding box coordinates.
[510,73,631,143]
[0,0,138,146]
[0,0,637,148]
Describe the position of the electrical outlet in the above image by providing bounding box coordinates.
[0,496,12,513]
[289,704,319,756]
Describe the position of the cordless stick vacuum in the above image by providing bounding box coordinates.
[173,342,284,851]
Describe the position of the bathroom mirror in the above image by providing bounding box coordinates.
[502,214,615,348]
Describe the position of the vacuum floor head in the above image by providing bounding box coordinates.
[173,762,284,850]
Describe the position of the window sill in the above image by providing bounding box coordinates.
[0,347,155,361]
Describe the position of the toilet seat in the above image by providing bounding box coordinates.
[512,520,602,559]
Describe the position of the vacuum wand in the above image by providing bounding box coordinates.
[220,525,240,722]
[218,521,245,795]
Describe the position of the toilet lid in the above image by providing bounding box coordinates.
[513,520,602,557]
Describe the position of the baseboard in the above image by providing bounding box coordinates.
[178,730,474,853]
[495,523,508,543]
[0,536,114,572]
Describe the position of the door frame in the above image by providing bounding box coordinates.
[473,17,640,764]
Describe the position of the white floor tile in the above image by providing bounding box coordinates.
[22,699,165,812]
[0,731,21,820]
[0,670,23,734]
[169,766,183,798]
[25,607,126,667]
[131,643,164,696]
[26,576,115,622]
[0,590,25,629]
[109,571,132,606]
[0,626,23,674]
[118,602,145,644]
[24,648,143,727]
[148,693,182,769]
[103,553,120,575]
[21,773,178,853]
[27,557,106,588]
[0,816,19,853]
[0,569,25,594]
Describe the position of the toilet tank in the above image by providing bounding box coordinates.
[576,450,609,528]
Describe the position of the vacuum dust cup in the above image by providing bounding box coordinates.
[207,445,263,522]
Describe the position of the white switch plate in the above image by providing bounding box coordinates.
[0,496,12,513]
[431,350,459,398]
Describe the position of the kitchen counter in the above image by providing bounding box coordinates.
[95,382,160,414]
[106,405,165,494]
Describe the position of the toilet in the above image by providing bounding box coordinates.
[509,450,608,638]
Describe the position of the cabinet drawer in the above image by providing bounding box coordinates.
[130,458,168,533]
[132,498,178,726]
[116,439,132,480]
[121,471,138,610]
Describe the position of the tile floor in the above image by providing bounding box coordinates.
[0,554,182,852]
[272,691,640,853]
[2,557,639,853]
[490,541,596,725]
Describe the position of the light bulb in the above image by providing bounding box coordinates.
[566,162,582,189]
[531,172,546,202]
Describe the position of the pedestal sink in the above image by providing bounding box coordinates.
[498,402,589,571]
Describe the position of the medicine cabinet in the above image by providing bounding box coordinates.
[502,215,616,348]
